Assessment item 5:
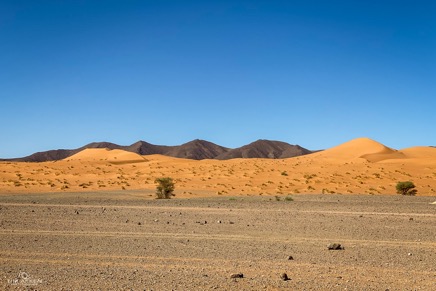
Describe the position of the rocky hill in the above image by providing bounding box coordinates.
[2,139,314,162]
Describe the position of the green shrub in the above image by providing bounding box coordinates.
[155,177,175,199]
[396,181,417,196]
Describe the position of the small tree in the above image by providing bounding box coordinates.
[396,181,417,196]
[155,177,175,199]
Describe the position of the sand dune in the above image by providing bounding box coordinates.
[308,137,401,162]
[66,148,147,164]
[1,138,435,196]
[399,146,436,159]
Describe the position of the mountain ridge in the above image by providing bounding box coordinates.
[1,139,314,162]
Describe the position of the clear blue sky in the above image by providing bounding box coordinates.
[1,0,435,158]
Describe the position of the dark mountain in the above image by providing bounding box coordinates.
[9,149,77,162]
[84,141,125,150]
[124,140,170,155]
[215,139,312,160]
[7,141,125,162]
[164,139,229,160]
[3,139,314,162]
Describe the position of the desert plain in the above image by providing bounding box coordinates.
[0,138,435,290]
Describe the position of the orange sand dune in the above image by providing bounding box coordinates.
[66,148,147,164]
[1,138,435,196]
[399,146,436,159]
[308,137,402,162]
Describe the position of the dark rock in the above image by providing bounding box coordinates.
[287,255,294,260]
[280,273,290,281]
[327,243,343,250]
[230,273,244,279]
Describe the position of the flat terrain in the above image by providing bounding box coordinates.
[1,191,435,290]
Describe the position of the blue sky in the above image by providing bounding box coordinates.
[1,0,435,158]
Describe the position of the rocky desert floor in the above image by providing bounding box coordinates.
[0,191,435,290]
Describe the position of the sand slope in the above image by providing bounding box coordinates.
[308,137,405,162]
[1,138,435,196]
[399,146,436,159]
[66,148,148,164]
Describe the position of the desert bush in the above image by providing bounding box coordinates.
[284,195,294,201]
[396,181,417,196]
[155,177,175,199]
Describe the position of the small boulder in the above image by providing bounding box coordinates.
[230,273,244,279]
[327,243,343,250]
[280,273,290,281]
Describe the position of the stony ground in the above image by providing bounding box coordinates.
[0,191,435,290]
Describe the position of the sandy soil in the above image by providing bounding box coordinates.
[0,191,435,290]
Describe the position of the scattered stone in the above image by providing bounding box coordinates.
[154,219,159,222]
[409,217,413,221]
[287,255,294,260]
[408,253,412,256]
[327,243,343,250]
[230,273,244,279]
[229,221,235,224]
[217,220,222,224]
[137,222,141,225]
[280,273,290,281]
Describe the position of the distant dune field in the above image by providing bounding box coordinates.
[1,138,435,196]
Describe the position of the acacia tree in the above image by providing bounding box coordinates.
[155,177,175,199]
[396,181,417,196]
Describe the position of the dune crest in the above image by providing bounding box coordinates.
[399,146,436,159]
[309,137,400,162]
[66,148,147,164]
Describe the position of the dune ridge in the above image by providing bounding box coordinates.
[308,137,397,161]
[66,148,148,164]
